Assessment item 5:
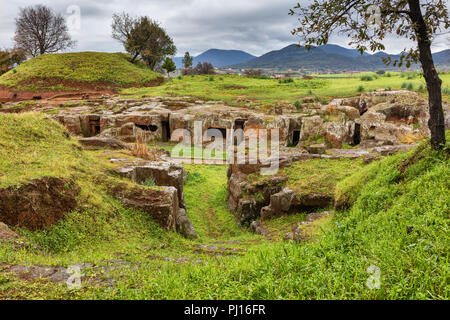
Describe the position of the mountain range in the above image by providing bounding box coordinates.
[173,44,450,72]
[233,44,450,72]
[173,49,255,68]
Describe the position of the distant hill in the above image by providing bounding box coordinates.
[232,44,450,72]
[174,49,255,68]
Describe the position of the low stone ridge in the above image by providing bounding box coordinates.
[176,208,198,239]
[78,137,131,150]
[50,90,430,156]
[284,211,332,242]
[110,181,179,231]
[115,161,187,209]
[227,140,417,227]
[0,177,80,230]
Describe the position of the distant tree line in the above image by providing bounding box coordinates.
[181,62,216,75]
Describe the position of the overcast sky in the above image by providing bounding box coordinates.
[0,0,448,57]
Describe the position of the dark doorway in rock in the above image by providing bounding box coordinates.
[292,130,301,147]
[234,120,246,145]
[161,120,171,142]
[353,123,361,146]
[207,127,227,140]
[89,118,100,136]
[135,124,158,132]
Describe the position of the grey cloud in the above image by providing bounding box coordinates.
[0,0,447,56]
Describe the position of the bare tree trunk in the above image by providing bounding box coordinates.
[408,0,446,149]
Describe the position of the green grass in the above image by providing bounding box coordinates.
[248,158,364,199]
[97,137,448,299]
[0,52,161,91]
[122,72,450,107]
[156,143,227,161]
[0,114,84,188]
[183,164,254,240]
[1,113,448,300]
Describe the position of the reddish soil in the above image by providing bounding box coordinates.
[224,85,248,90]
[0,76,164,104]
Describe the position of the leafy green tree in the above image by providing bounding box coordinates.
[290,0,449,149]
[112,12,176,70]
[162,57,176,76]
[182,52,193,69]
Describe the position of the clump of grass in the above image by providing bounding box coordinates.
[360,75,374,81]
[143,177,157,187]
[442,87,450,95]
[357,85,365,93]
[294,100,303,111]
[278,78,294,84]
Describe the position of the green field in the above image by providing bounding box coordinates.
[122,71,450,107]
[0,52,162,91]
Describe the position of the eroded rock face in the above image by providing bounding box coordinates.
[260,188,296,220]
[0,177,80,230]
[0,222,19,240]
[323,121,356,149]
[78,137,131,150]
[111,182,179,231]
[116,161,187,209]
[300,116,324,141]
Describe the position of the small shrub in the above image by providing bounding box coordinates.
[294,100,302,110]
[376,70,385,75]
[278,78,294,84]
[360,75,373,81]
[407,83,414,91]
[143,177,157,187]
[401,82,408,89]
[321,99,329,105]
[357,85,365,92]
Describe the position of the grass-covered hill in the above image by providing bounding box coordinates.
[0,52,163,92]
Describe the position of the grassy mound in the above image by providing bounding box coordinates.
[0,52,162,91]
